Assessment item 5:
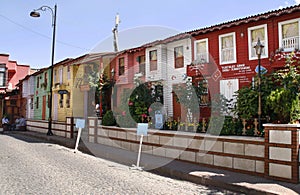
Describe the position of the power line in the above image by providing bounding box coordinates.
[0,14,90,52]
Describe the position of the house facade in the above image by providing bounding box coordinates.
[72,53,116,120]
[52,58,76,121]
[145,35,192,120]
[33,68,51,120]
[186,4,300,119]
[112,46,147,113]
[0,54,31,122]
[21,75,35,119]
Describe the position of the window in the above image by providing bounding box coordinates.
[30,97,33,109]
[0,66,6,87]
[36,97,39,109]
[42,72,48,89]
[248,24,268,60]
[220,79,239,115]
[198,79,209,105]
[194,39,209,63]
[149,50,157,71]
[219,32,236,64]
[44,72,48,84]
[151,84,163,103]
[137,55,145,75]
[66,93,70,108]
[36,76,40,88]
[118,57,125,76]
[279,19,299,51]
[174,46,184,68]
[67,66,71,79]
[59,68,63,84]
[54,70,57,83]
[59,94,63,108]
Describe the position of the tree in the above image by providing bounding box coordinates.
[267,52,300,123]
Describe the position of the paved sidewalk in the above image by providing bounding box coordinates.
[4,130,300,195]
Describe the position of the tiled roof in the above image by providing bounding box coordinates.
[123,5,300,50]
[77,52,117,64]
[189,4,300,36]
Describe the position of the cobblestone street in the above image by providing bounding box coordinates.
[0,134,235,194]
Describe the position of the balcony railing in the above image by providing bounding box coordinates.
[282,36,299,51]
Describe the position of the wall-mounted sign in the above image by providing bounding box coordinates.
[221,64,252,75]
[80,84,90,92]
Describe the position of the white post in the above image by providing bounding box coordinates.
[136,134,144,168]
[74,128,82,153]
[131,123,148,171]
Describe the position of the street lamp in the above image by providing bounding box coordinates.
[254,38,264,134]
[110,68,115,110]
[30,4,57,136]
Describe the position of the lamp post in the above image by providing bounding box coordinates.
[110,68,115,110]
[254,38,264,133]
[30,4,57,136]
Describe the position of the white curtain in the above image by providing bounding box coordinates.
[220,79,239,105]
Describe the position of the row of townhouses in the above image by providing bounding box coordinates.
[1,4,299,124]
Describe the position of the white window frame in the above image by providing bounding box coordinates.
[219,32,237,65]
[149,49,158,72]
[59,67,63,84]
[194,38,209,63]
[67,66,71,80]
[220,79,239,116]
[174,45,184,69]
[278,18,300,52]
[54,69,57,83]
[0,67,6,87]
[248,24,269,60]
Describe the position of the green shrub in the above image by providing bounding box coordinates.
[102,110,116,126]
[221,116,236,135]
[291,95,300,123]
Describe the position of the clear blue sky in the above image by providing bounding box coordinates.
[0,0,299,69]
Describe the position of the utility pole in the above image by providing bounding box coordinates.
[112,13,120,52]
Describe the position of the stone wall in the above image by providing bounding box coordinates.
[87,117,266,178]
[27,117,74,138]
[264,124,300,183]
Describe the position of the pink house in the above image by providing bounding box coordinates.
[0,54,31,123]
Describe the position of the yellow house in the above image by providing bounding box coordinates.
[52,58,80,121]
[50,53,116,122]
[72,53,116,120]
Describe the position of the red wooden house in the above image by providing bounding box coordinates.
[186,4,300,119]
[111,45,147,113]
